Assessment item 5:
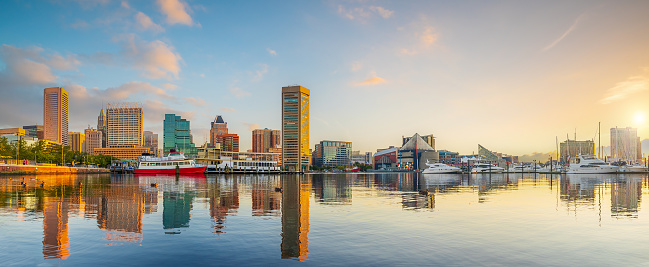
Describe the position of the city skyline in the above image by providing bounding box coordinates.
[1,1,649,157]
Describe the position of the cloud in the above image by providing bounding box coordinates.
[121,1,130,9]
[144,99,195,122]
[0,44,80,86]
[600,74,649,104]
[400,26,438,55]
[543,13,586,51]
[135,12,165,33]
[351,62,362,72]
[163,83,178,90]
[68,81,173,101]
[117,35,182,79]
[244,122,260,131]
[355,76,386,86]
[157,0,195,26]
[230,87,251,98]
[253,64,268,82]
[184,97,206,106]
[199,73,205,78]
[369,6,394,19]
[221,107,236,113]
[337,5,393,22]
[267,48,277,56]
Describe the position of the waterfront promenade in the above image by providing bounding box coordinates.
[0,163,109,175]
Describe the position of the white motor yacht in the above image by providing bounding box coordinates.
[471,163,505,173]
[422,161,461,174]
[566,155,619,174]
[618,164,647,173]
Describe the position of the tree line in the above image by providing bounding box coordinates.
[0,137,116,167]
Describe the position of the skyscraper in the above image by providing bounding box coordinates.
[163,114,197,155]
[210,115,228,146]
[84,128,102,155]
[210,115,239,152]
[43,87,69,146]
[97,108,107,148]
[611,127,639,162]
[312,140,352,167]
[68,132,85,152]
[252,128,281,153]
[282,86,310,172]
[143,131,159,157]
[94,103,148,160]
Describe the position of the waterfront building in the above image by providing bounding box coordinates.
[84,128,102,155]
[403,134,435,150]
[478,144,513,166]
[373,147,398,169]
[143,131,159,157]
[23,125,44,139]
[439,150,461,165]
[0,128,26,136]
[209,115,228,146]
[559,140,595,163]
[1,134,38,146]
[351,151,373,165]
[313,140,352,167]
[398,133,438,170]
[215,134,240,152]
[610,127,640,162]
[252,128,281,153]
[281,85,310,172]
[43,87,69,146]
[163,114,198,156]
[268,146,282,166]
[94,103,148,160]
[68,132,85,152]
[98,109,107,148]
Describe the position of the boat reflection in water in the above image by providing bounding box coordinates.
[560,173,644,219]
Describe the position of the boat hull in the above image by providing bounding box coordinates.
[133,166,207,174]
[422,169,461,174]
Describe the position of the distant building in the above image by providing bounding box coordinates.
[22,125,44,139]
[68,132,85,152]
[210,115,228,146]
[163,114,197,156]
[611,127,640,162]
[268,146,282,165]
[215,134,239,152]
[559,140,595,163]
[252,128,280,153]
[97,108,107,148]
[351,151,373,164]
[143,131,159,157]
[84,128,102,155]
[282,85,310,172]
[44,87,69,146]
[374,147,398,169]
[478,144,515,166]
[438,150,461,165]
[403,134,435,150]
[311,143,343,167]
[398,133,438,170]
[0,128,26,136]
[94,103,148,160]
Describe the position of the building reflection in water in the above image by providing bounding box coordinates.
[281,175,310,262]
[251,175,280,216]
[163,190,195,233]
[42,195,70,259]
[610,175,642,219]
[312,175,351,205]
[208,176,239,234]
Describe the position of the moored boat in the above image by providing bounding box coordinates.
[422,161,461,174]
[134,152,206,174]
[471,163,505,173]
[566,155,618,174]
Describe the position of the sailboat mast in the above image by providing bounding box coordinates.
[598,122,601,159]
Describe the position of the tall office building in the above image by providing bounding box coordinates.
[43,87,69,146]
[210,115,228,146]
[84,128,102,155]
[559,140,595,162]
[68,132,85,152]
[282,86,310,172]
[22,125,44,139]
[94,103,147,160]
[163,114,197,156]
[611,127,639,162]
[252,128,280,153]
[143,131,159,157]
[97,109,107,148]
[215,134,240,152]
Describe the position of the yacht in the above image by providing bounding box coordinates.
[566,155,618,174]
[618,164,647,173]
[422,161,461,174]
[471,163,505,173]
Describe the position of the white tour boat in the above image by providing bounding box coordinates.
[135,152,207,174]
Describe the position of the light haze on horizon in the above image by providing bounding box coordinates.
[0,0,648,158]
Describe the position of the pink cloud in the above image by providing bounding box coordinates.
[157,0,194,26]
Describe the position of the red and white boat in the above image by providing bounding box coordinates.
[134,152,207,174]
[344,166,360,172]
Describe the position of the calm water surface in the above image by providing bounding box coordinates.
[1,173,649,266]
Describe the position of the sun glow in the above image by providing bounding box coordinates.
[634,112,646,125]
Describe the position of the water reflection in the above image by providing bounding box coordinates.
[1,172,648,263]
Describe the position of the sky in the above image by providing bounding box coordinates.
[1,0,648,159]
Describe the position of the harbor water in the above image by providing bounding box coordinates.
[1,173,649,266]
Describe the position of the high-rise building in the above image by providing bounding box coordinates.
[22,125,44,139]
[215,134,239,152]
[44,87,69,146]
[106,103,143,146]
[68,132,85,152]
[611,127,639,162]
[163,114,197,156]
[312,140,352,167]
[97,109,107,148]
[210,115,228,147]
[143,131,159,157]
[282,86,310,172]
[84,128,102,155]
[559,140,595,162]
[94,103,148,160]
[252,128,281,153]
